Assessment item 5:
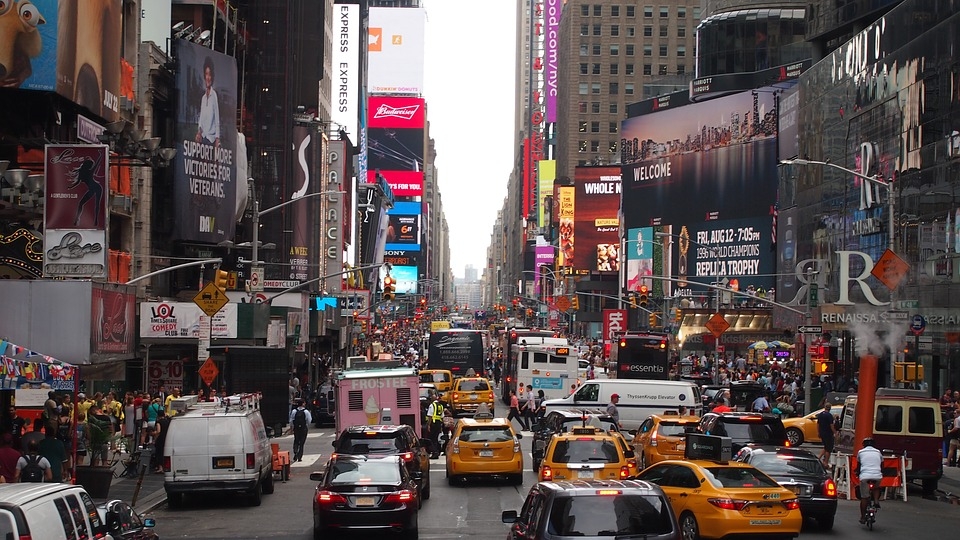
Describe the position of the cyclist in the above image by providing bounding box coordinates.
[857,437,884,524]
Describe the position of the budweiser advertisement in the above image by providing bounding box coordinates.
[366,96,424,197]
[44,144,110,279]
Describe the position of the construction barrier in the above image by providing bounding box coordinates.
[833,452,907,502]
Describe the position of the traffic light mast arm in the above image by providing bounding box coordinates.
[125,258,223,285]
[263,262,386,303]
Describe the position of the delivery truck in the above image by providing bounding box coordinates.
[334,366,422,436]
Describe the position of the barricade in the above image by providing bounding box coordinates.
[833,452,907,501]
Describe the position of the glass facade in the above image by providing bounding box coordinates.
[696,8,811,77]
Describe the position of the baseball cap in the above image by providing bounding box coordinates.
[611,393,620,399]
[78,393,86,398]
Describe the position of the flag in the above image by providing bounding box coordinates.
[770,204,778,252]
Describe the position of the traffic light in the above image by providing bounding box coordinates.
[638,285,649,308]
[214,269,229,291]
[570,295,579,310]
[648,312,658,327]
[382,275,395,301]
[420,296,427,307]
[629,293,638,309]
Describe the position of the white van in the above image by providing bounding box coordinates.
[163,393,274,507]
[0,483,109,539]
[543,379,700,432]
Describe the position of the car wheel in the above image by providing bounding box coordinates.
[313,525,327,540]
[786,427,804,446]
[680,512,700,540]
[817,514,835,530]
[249,480,263,506]
[923,478,938,497]
[423,474,431,499]
[639,452,647,470]
[263,470,275,494]
[165,491,183,509]
[447,475,459,486]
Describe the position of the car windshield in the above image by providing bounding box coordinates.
[722,421,784,443]
[421,372,451,383]
[338,435,403,454]
[750,454,825,476]
[703,466,780,488]
[547,494,674,536]
[459,380,489,391]
[563,418,617,433]
[658,423,697,437]
[551,440,620,463]
[458,426,515,443]
[329,460,401,485]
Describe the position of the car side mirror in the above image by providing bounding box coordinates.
[331,441,337,448]
[411,471,423,480]
[624,450,636,459]
[309,471,325,482]
[501,510,519,523]
[106,511,121,533]
[144,518,156,528]
[515,432,523,440]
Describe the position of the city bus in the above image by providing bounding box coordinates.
[499,327,564,403]
[610,331,671,380]
[511,341,579,405]
[427,329,486,378]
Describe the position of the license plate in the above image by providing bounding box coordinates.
[479,450,493,457]
[213,457,234,469]
[759,506,772,515]
[749,519,781,526]
[577,470,595,479]
[470,393,478,400]
[677,444,685,451]
[355,496,375,506]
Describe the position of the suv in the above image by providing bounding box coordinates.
[539,427,631,482]
[0,484,110,540]
[447,377,495,417]
[697,412,789,452]
[532,409,620,471]
[502,480,679,539]
[332,425,432,499]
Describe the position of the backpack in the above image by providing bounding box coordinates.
[20,454,43,483]
[293,408,307,430]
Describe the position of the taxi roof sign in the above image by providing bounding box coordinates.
[571,426,602,435]
[684,433,732,462]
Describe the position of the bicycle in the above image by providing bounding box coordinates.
[862,479,880,530]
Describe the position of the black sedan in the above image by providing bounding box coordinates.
[734,446,838,530]
[97,500,159,540]
[311,455,420,539]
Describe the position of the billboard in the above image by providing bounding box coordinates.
[91,284,135,355]
[325,140,347,295]
[543,0,560,123]
[538,160,556,228]
[558,185,574,267]
[289,125,314,283]
[366,96,424,197]
[383,250,418,268]
[139,301,239,339]
[332,3,360,139]
[368,7,425,94]
[386,201,421,252]
[626,226,655,293]
[384,265,418,295]
[172,39,239,244]
[56,0,122,121]
[534,245,554,294]
[570,166,621,273]
[43,144,109,278]
[620,87,782,293]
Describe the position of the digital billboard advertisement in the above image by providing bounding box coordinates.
[538,160,556,228]
[534,245,554,294]
[383,265,418,295]
[332,2,360,140]
[386,201,421,252]
[368,7,425,94]
[366,96,424,197]
[543,0,560,123]
[558,185,574,267]
[570,166,621,273]
[620,87,782,294]
[289,125,314,283]
[172,38,239,244]
[626,226,657,293]
[43,144,109,278]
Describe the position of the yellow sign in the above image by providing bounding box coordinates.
[431,320,451,332]
[193,282,229,317]
[705,313,730,338]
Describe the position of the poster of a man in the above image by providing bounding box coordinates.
[195,56,220,146]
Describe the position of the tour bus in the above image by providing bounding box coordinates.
[512,341,579,405]
[499,327,560,403]
[427,328,486,378]
[609,331,671,380]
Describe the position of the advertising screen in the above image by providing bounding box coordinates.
[366,96,424,197]
[368,7,425,94]
[172,39,239,244]
[384,265,418,295]
[571,166,621,273]
[626,226,656,293]
[386,201,421,252]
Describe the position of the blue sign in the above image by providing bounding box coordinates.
[532,376,565,390]
[911,314,926,336]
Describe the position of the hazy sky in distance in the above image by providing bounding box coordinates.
[422,0,517,280]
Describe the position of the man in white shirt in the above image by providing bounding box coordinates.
[751,393,770,413]
[857,438,884,523]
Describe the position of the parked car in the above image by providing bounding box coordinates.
[502,479,680,539]
[332,424,431,499]
[311,455,420,539]
[97,499,160,539]
[782,406,841,446]
[0,483,110,540]
[734,446,838,530]
[697,411,790,452]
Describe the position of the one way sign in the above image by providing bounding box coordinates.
[797,325,823,334]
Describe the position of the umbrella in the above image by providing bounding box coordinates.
[748,341,768,350]
[767,340,793,349]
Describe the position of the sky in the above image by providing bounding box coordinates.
[422,0,517,280]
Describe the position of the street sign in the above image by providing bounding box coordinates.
[881,310,909,322]
[910,314,926,336]
[193,282,229,317]
[555,296,571,312]
[198,357,219,386]
[705,313,730,338]
[871,249,910,290]
[797,325,823,334]
[808,283,819,308]
[249,265,264,292]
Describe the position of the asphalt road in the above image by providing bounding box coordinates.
[149,401,960,539]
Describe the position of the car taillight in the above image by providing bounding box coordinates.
[784,440,791,447]
[513,438,521,453]
[506,376,512,383]
[824,479,837,497]
[400,451,414,462]
[452,392,459,401]
[385,490,416,504]
[650,430,658,447]
[452,437,460,454]
[163,456,171,472]
[246,453,255,469]
[619,466,629,479]
[540,466,553,481]
[316,491,347,505]
[708,498,748,511]
[627,459,637,470]
[784,499,800,510]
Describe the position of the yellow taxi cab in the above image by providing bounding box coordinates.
[447,377,495,417]
[635,433,802,540]
[445,413,523,485]
[538,426,632,483]
[419,369,454,400]
[782,406,840,446]
[632,413,701,468]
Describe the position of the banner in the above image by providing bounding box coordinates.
[289,125,312,282]
[572,166,621,273]
[558,186,575,267]
[140,302,238,339]
[91,285,135,355]
[543,0,560,123]
[602,309,628,345]
[332,3,360,139]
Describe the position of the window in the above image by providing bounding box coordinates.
[591,121,600,133]
[908,406,937,434]
[579,121,588,133]
[693,6,701,19]
[625,64,635,75]
[677,64,685,75]
[611,5,620,16]
[593,5,602,16]
[580,44,588,56]
[643,45,652,57]
[580,63,588,75]
[626,5,635,17]
[591,83,601,94]
[579,83,588,95]
[610,25,619,36]
[625,83,635,95]
[591,102,601,113]
[609,141,619,153]
[659,45,668,57]
[643,6,653,17]
[609,82,618,94]
[626,44,635,56]
[875,405,902,432]
[678,6,686,18]
[643,64,651,75]
[610,44,619,56]
[592,63,601,75]
[609,122,618,133]
[592,44,601,56]
[580,4,589,16]
[660,6,669,17]
[659,64,668,75]
[610,63,619,75]
[677,46,686,57]
[593,24,601,36]
[578,102,588,113]
[590,141,601,152]
[579,140,587,153]
[627,26,636,37]
[609,103,618,114]
[580,24,589,36]
[643,26,653,37]
[678,26,686,38]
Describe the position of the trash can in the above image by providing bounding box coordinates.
[75,466,112,499]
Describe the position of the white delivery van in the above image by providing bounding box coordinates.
[163,393,274,508]
[542,379,700,432]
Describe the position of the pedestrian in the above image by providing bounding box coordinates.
[426,394,444,459]
[507,390,527,432]
[15,440,51,483]
[151,410,171,473]
[947,409,960,466]
[6,407,26,451]
[536,390,546,421]
[493,363,502,387]
[522,385,537,430]
[38,428,68,483]
[607,393,621,429]
[751,392,771,413]
[0,434,21,483]
[42,391,59,435]
[86,404,112,467]
[816,403,837,466]
[74,413,88,467]
[286,398,311,462]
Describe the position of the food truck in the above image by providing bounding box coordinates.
[334,366,421,435]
